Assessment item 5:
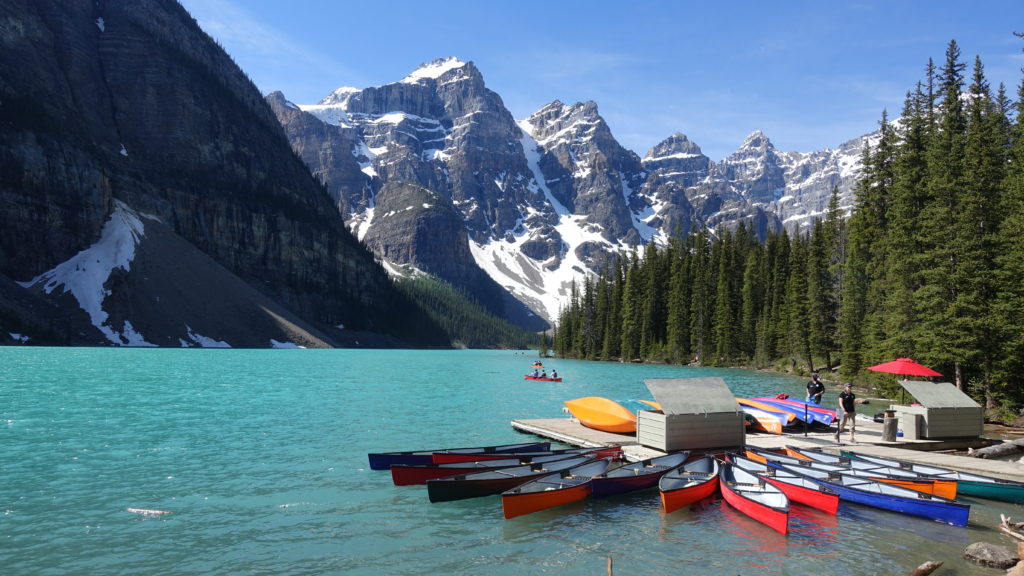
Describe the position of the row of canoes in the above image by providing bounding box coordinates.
[368,440,1024,532]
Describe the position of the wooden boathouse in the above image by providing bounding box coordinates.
[890,380,984,440]
[636,377,745,452]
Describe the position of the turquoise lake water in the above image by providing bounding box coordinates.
[1,347,1017,575]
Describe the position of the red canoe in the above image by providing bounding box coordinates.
[659,455,720,513]
[728,453,839,514]
[719,460,790,535]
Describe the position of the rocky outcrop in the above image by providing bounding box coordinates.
[525,100,645,245]
[963,542,1018,569]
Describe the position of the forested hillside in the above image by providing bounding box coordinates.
[553,39,1024,413]
[397,276,537,350]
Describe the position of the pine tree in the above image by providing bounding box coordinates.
[713,228,736,363]
[956,55,1009,402]
[689,229,713,364]
[740,246,764,363]
[619,249,642,361]
[666,235,693,363]
[993,35,1024,400]
[916,40,967,387]
[840,117,893,377]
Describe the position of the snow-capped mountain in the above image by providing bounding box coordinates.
[271,57,870,325]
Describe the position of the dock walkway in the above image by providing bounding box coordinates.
[511,414,1024,482]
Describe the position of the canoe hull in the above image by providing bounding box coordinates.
[750,398,833,426]
[843,450,1024,504]
[431,446,614,464]
[785,446,957,500]
[392,452,594,486]
[524,375,563,382]
[368,441,550,470]
[563,397,656,433]
[501,459,612,519]
[502,483,591,519]
[736,398,796,424]
[957,481,1024,503]
[741,408,784,434]
[659,456,720,513]
[720,462,789,535]
[426,456,595,503]
[759,459,970,526]
[590,452,688,498]
[730,454,839,514]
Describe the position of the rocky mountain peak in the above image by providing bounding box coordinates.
[401,57,470,84]
[737,130,774,154]
[319,86,360,106]
[645,132,704,160]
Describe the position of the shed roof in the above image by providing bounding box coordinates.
[644,377,741,415]
[898,380,981,409]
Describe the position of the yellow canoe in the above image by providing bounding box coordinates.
[563,397,661,434]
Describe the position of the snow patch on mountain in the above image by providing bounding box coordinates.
[18,200,155,346]
[468,123,616,320]
[402,57,466,84]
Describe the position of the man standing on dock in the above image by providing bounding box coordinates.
[836,383,856,443]
[806,372,825,404]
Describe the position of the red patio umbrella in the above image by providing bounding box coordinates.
[866,358,943,378]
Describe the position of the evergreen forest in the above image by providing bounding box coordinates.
[397,276,537,349]
[552,39,1024,415]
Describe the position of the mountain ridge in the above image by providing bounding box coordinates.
[274,57,871,324]
[0,0,448,348]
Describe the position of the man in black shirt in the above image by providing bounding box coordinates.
[836,383,856,443]
[806,372,825,404]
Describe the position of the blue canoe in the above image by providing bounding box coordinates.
[843,450,1024,504]
[755,452,969,526]
[748,398,834,427]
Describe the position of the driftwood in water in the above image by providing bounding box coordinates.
[1000,514,1024,541]
[907,561,943,576]
[969,438,1024,459]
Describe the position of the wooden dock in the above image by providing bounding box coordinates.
[512,414,1024,481]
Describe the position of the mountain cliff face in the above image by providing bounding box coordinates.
[273,57,868,324]
[0,0,445,347]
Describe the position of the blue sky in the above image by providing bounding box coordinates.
[179,0,1023,161]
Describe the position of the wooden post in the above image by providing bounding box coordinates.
[607,555,613,575]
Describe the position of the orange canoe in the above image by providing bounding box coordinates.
[659,455,720,513]
[501,459,612,519]
[563,397,661,434]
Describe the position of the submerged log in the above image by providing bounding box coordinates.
[907,561,943,576]
[968,438,1024,459]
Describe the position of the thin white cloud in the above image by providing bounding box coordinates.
[179,0,356,100]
